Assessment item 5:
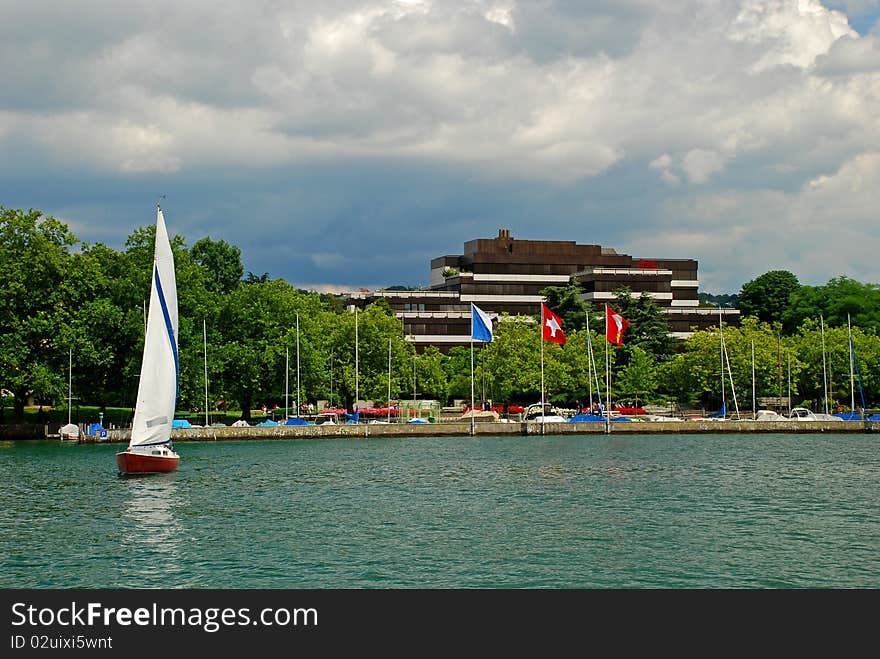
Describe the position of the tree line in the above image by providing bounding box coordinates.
[2,207,878,423]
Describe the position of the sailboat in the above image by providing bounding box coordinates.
[59,347,80,441]
[116,205,180,475]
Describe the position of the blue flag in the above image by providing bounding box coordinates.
[471,303,493,342]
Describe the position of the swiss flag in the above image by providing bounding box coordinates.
[541,304,566,344]
[606,306,630,346]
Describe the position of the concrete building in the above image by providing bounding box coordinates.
[346,229,739,351]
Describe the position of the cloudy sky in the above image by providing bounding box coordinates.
[2,0,879,294]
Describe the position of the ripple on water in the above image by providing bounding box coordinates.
[1,434,878,588]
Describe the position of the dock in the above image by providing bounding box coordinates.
[82,418,879,443]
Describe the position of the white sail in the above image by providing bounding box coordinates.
[130,207,179,448]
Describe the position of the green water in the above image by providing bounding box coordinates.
[1,434,878,588]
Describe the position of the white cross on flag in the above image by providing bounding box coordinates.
[541,304,566,344]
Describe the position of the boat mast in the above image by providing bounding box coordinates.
[723,327,740,418]
[296,313,301,418]
[820,315,829,414]
[848,313,855,413]
[387,337,392,424]
[68,347,72,425]
[719,307,726,416]
[470,320,475,436]
[787,349,791,411]
[585,310,593,411]
[204,319,209,427]
[285,346,289,420]
[586,309,602,414]
[354,308,359,415]
[751,339,755,419]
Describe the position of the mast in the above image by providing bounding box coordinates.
[355,308,359,415]
[719,307,726,416]
[787,349,791,411]
[68,347,72,425]
[751,339,755,419]
[204,319,209,427]
[586,309,602,414]
[723,329,740,418]
[586,310,593,411]
[387,337,392,424]
[820,314,829,415]
[285,347,289,420]
[296,313,301,418]
[848,313,855,412]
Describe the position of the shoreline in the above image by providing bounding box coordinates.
[64,418,880,442]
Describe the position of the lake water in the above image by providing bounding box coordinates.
[2,434,878,588]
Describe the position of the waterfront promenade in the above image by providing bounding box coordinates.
[76,418,878,442]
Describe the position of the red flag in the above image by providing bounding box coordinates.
[541,304,566,344]
[606,306,630,346]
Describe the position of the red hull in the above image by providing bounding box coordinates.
[116,449,179,474]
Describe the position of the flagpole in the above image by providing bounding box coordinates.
[605,305,610,434]
[540,305,545,437]
[355,308,359,420]
[470,338,475,437]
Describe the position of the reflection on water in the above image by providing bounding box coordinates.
[119,475,184,568]
[1,435,879,588]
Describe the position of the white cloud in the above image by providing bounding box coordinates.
[2,0,880,291]
[682,149,727,184]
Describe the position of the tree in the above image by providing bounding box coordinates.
[659,318,797,412]
[615,346,656,407]
[484,317,544,404]
[541,284,589,332]
[607,288,676,364]
[0,208,77,420]
[191,237,244,293]
[783,277,880,335]
[737,270,800,325]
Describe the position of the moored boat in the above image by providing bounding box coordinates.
[59,422,80,441]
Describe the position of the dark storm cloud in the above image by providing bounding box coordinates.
[1,1,879,293]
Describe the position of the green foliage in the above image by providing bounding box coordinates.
[3,206,879,422]
[615,346,656,406]
[0,207,77,420]
[738,270,800,324]
[191,237,244,293]
[783,277,880,335]
[608,288,676,364]
[699,292,738,308]
[541,284,589,332]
